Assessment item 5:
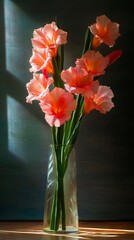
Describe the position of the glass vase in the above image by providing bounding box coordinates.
[43,144,79,233]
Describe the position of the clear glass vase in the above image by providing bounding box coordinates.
[43,144,79,233]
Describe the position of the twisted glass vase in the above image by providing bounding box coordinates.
[43,144,79,233]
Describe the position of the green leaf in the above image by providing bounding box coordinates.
[82,27,91,55]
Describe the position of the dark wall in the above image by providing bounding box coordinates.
[0,0,134,220]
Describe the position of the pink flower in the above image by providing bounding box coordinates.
[76,50,109,77]
[31,22,67,57]
[39,87,76,127]
[89,15,120,48]
[26,73,53,103]
[29,49,54,75]
[84,85,114,114]
[61,66,99,97]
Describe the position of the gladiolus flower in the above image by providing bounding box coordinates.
[84,85,114,114]
[31,22,67,57]
[29,49,54,75]
[89,15,120,48]
[76,50,109,77]
[61,66,99,97]
[26,73,53,103]
[39,87,76,127]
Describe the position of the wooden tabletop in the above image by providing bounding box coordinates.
[0,221,134,240]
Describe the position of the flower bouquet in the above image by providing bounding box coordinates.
[26,15,122,232]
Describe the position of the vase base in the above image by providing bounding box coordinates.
[43,226,79,234]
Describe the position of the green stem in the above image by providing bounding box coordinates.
[50,188,57,230]
[82,27,91,55]
[52,57,64,88]
[55,146,66,231]
[49,141,66,231]
[65,95,84,146]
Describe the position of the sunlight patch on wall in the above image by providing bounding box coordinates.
[7,95,50,163]
[4,0,34,83]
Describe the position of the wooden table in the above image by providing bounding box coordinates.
[0,221,134,240]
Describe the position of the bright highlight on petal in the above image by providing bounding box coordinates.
[26,73,53,103]
[39,87,76,127]
[29,49,54,75]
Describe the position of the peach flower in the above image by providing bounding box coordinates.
[31,22,67,57]
[39,87,76,127]
[29,49,54,75]
[26,73,53,103]
[84,85,114,114]
[61,66,99,97]
[76,50,109,77]
[89,15,120,48]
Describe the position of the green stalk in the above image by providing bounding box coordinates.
[50,129,66,231]
[52,57,64,88]
[57,45,64,73]
[54,146,66,231]
[82,27,91,55]
[50,187,57,229]
[65,95,84,145]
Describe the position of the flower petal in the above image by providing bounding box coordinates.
[76,50,109,77]
[84,85,114,114]
[39,87,76,127]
